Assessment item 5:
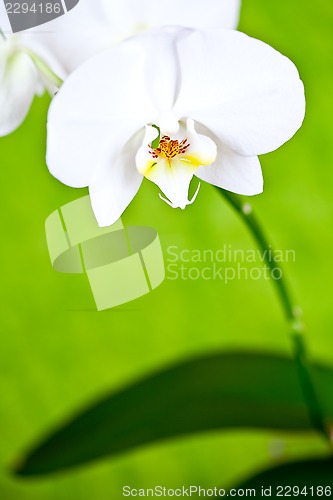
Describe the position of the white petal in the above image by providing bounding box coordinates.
[173,29,305,156]
[47,38,158,188]
[140,28,186,112]
[196,150,263,196]
[89,132,144,227]
[100,0,241,34]
[194,122,263,195]
[185,118,217,166]
[20,0,112,75]
[0,47,39,136]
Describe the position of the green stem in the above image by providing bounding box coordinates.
[1,30,62,88]
[217,188,328,441]
[22,48,63,89]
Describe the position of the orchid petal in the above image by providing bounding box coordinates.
[174,29,305,156]
[100,0,241,34]
[140,28,185,113]
[195,150,263,196]
[89,132,144,227]
[0,47,39,136]
[194,122,263,195]
[20,0,111,75]
[184,119,218,167]
[47,38,158,188]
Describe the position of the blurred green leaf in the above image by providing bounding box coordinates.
[226,457,333,496]
[14,353,333,476]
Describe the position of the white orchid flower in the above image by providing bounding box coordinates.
[46,27,305,227]
[0,0,241,136]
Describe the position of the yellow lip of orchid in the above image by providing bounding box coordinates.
[135,118,217,210]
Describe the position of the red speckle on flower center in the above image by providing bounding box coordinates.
[149,136,190,160]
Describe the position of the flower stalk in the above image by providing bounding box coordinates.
[217,187,328,441]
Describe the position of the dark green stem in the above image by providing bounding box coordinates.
[217,188,328,440]
[0,27,6,40]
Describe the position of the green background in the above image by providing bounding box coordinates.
[1,0,333,497]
